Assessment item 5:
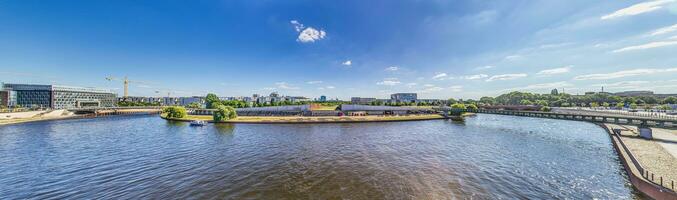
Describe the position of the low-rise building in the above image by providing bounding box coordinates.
[391,93,417,103]
[351,97,377,104]
[1,83,116,109]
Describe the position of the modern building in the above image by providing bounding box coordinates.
[390,93,417,103]
[351,97,377,104]
[319,95,327,102]
[1,83,116,109]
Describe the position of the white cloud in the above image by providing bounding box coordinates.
[504,55,523,61]
[275,82,300,90]
[506,81,572,91]
[290,20,305,32]
[613,40,677,52]
[592,81,650,89]
[486,73,528,81]
[474,65,494,70]
[306,80,323,84]
[423,84,435,87]
[574,68,677,80]
[262,87,276,91]
[432,73,448,80]
[601,0,675,20]
[449,85,463,92]
[342,60,352,66]
[650,24,677,36]
[385,66,399,71]
[420,84,444,93]
[461,74,488,80]
[297,27,326,43]
[326,86,335,89]
[377,78,401,86]
[291,20,326,43]
[537,66,572,75]
[406,83,418,88]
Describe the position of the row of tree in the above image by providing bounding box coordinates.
[473,91,676,109]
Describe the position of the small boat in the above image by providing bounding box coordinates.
[189,120,207,126]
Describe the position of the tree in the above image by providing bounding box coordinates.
[535,100,548,107]
[466,104,478,111]
[450,103,466,109]
[540,106,552,112]
[602,102,610,108]
[205,93,220,108]
[163,106,187,118]
[664,96,677,104]
[616,102,624,109]
[213,105,237,122]
[520,99,533,105]
[186,102,201,109]
[479,96,495,105]
[630,103,638,109]
[590,102,599,108]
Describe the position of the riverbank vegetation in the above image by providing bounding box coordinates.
[164,114,446,123]
[213,105,237,122]
[476,91,675,110]
[163,106,187,118]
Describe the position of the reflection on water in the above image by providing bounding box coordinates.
[0,114,642,199]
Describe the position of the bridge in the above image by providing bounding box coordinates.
[434,107,677,129]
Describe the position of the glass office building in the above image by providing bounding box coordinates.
[1,83,117,109]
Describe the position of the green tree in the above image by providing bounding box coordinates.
[186,102,201,109]
[590,102,599,108]
[205,93,220,108]
[616,102,625,109]
[630,103,638,109]
[535,100,548,107]
[163,106,187,118]
[450,103,466,109]
[466,104,478,111]
[520,99,533,105]
[213,105,237,122]
[602,102,610,108]
[663,96,677,104]
[540,106,552,112]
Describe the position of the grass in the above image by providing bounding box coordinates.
[162,113,446,123]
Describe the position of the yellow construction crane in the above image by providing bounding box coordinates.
[105,76,150,98]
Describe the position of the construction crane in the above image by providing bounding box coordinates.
[105,76,149,98]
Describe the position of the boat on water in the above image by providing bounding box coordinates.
[190,120,207,126]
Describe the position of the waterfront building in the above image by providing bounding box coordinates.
[351,97,377,104]
[0,83,116,109]
[319,95,327,102]
[390,93,417,103]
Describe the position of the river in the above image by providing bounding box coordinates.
[0,114,642,199]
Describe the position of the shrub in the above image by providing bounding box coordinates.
[466,104,478,111]
[450,103,466,109]
[163,106,187,118]
[213,105,237,122]
[540,106,551,112]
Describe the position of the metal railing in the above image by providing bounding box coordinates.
[612,128,675,192]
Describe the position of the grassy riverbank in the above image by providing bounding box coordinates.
[161,113,458,124]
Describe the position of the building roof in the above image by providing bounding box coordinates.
[236,105,310,112]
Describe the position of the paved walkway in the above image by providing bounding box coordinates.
[605,124,677,188]
[651,128,677,159]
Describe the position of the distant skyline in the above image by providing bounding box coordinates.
[1,0,677,99]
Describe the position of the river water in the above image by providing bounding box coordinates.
[0,114,642,199]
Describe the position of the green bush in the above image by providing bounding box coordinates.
[540,106,551,112]
[466,104,478,111]
[163,106,187,118]
[450,103,466,109]
[213,105,237,122]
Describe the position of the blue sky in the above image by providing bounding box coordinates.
[1,0,677,100]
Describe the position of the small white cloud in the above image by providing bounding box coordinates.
[262,87,276,90]
[486,73,528,81]
[297,27,327,43]
[593,81,650,89]
[423,84,435,87]
[290,20,305,32]
[342,60,352,66]
[432,73,448,80]
[385,66,399,71]
[326,86,335,89]
[406,83,418,88]
[574,68,677,80]
[613,40,677,52]
[474,65,494,70]
[275,82,300,90]
[420,86,444,93]
[504,55,523,61]
[461,74,488,80]
[506,81,572,91]
[377,78,401,86]
[601,0,675,20]
[650,23,677,36]
[449,85,463,92]
[306,80,323,84]
[537,66,572,75]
